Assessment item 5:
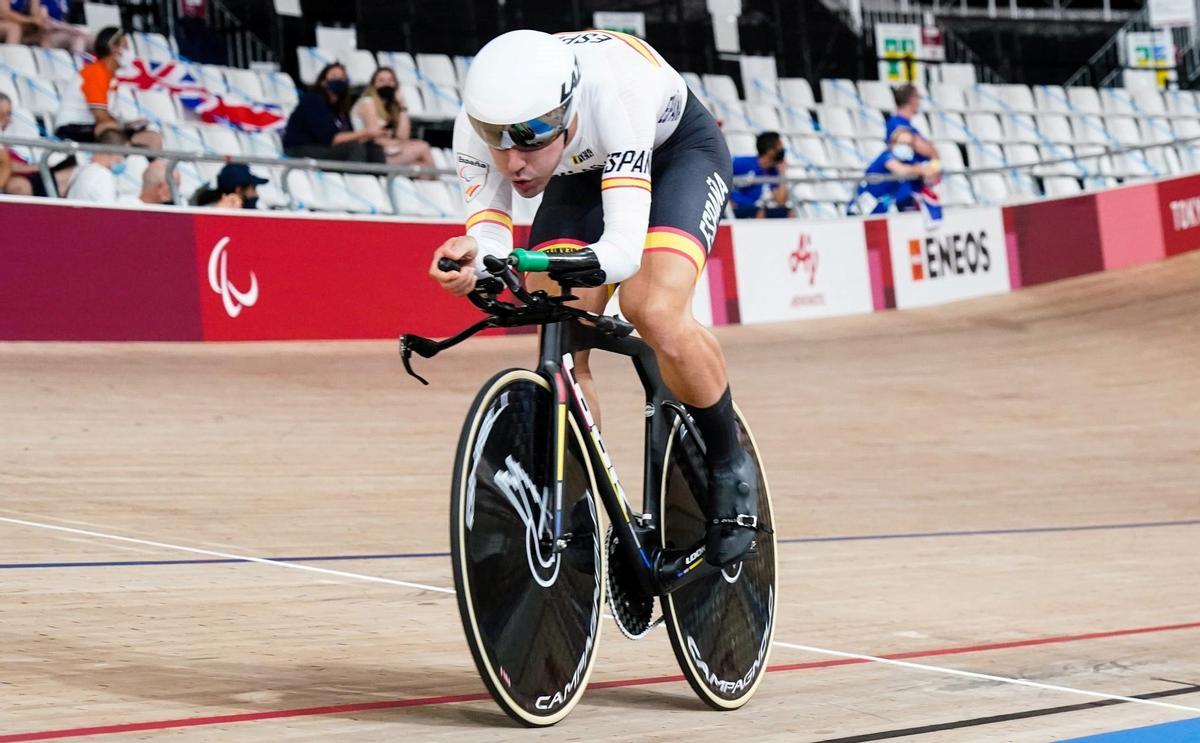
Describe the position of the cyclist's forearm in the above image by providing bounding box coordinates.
[593,177,651,284]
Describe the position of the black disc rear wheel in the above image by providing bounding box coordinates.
[450,369,605,726]
[660,404,777,709]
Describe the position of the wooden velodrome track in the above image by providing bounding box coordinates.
[1,253,1197,742]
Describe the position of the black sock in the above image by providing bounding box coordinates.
[685,387,741,467]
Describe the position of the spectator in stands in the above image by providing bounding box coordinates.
[1,0,41,44]
[729,131,795,219]
[886,84,938,163]
[848,127,939,215]
[3,0,87,51]
[64,128,128,203]
[191,163,267,209]
[54,27,162,150]
[0,91,74,195]
[137,159,179,205]
[352,67,434,171]
[283,62,384,164]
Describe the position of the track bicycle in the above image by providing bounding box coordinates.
[401,250,778,726]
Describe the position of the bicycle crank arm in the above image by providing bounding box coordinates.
[654,540,757,595]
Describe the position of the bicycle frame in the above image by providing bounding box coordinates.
[401,272,730,597]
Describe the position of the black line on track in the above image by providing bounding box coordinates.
[809,684,1200,743]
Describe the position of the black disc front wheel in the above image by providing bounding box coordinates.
[660,404,777,709]
[450,369,605,726]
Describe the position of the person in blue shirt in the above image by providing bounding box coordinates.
[849,127,939,215]
[884,84,939,165]
[730,131,795,219]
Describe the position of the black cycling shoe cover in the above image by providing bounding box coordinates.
[704,450,759,567]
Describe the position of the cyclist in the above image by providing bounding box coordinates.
[429,29,757,567]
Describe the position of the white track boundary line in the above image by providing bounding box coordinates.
[772,640,1200,715]
[0,516,455,595]
[8,513,1199,715]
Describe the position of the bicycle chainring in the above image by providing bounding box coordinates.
[606,525,657,639]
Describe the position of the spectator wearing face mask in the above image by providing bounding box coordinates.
[191,163,268,209]
[729,131,794,219]
[848,127,940,215]
[54,27,162,150]
[351,67,434,170]
[64,128,129,203]
[886,85,938,165]
[283,63,384,163]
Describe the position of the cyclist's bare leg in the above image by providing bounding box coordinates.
[525,272,607,429]
[619,250,756,566]
[616,252,727,407]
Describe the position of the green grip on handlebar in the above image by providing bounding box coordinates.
[510,249,550,272]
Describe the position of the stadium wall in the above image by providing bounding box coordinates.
[1,174,1198,341]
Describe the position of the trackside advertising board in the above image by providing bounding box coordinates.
[887,207,1011,309]
[730,220,874,323]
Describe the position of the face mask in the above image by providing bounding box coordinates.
[891,143,915,162]
[326,79,349,96]
[773,148,786,164]
[375,86,397,101]
[242,196,258,210]
[110,159,127,176]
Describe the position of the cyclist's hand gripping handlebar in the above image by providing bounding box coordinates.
[508,248,606,288]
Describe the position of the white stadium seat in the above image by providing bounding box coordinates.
[1066,87,1103,115]
[965,112,1004,142]
[1165,89,1200,116]
[377,51,421,87]
[1043,176,1083,196]
[817,106,856,138]
[929,111,969,143]
[1131,88,1167,116]
[1037,113,1074,144]
[1001,113,1040,144]
[133,88,180,125]
[680,71,704,97]
[1105,116,1140,147]
[744,103,783,132]
[1099,88,1136,116]
[789,136,832,170]
[259,71,300,108]
[1033,85,1072,114]
[132,32,175,63]
[939,63,977,86]
[1140,117,1174,145]
[857,80,895,112]
[928,81,968,112]
[416,53,459,90]
[200,124,243,156]
[344,49,380,87]
[966,141,1006,169]
[1072,115,1111,146]
[933,140,965,170]
[971,173,1010,204]
[17,77,59,116]
[820,78,860,108]
[778,78,816,110]
[296,47,338,86]
[224,68,267,102]
[999,84,1037,114]
[702,74,740,103]
[941,173,976,206]
[343,173,393,214]
[725,132,757,157]
[968,83,1006,113]
[851,107,885,138]
[1,43,40,78]
[32,47,77,82]
[195,65,229,97]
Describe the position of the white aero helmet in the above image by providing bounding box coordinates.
[464,29,581,151]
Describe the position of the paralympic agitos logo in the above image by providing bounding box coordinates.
[908,230,991,282]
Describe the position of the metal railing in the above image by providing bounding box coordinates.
[1063,6,1155,88]
[0,134,455,215]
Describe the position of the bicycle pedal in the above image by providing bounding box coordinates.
[606,527,655,640]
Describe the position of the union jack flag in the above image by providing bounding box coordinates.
[117,60,286,133]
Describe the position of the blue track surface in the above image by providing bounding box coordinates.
[1060,717,1200,742]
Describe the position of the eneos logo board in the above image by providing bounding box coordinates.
[887,207,1010,308]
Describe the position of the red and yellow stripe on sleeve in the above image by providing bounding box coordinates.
[643,227,707,275]
[607,30,663,67]
[465,209,513,232]
[601,176,651,194]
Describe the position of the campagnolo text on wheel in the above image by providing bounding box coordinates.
[401,28,779,726]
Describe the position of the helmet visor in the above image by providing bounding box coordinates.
[469,97,574,151]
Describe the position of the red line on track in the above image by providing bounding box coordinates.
[4,620,1199,742]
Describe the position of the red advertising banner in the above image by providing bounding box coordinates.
[191,214,482,341]
[1007,193,1104,287]
[1155,173,1200,257]
[0,200,202,340]
[1095,184,1165,270]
